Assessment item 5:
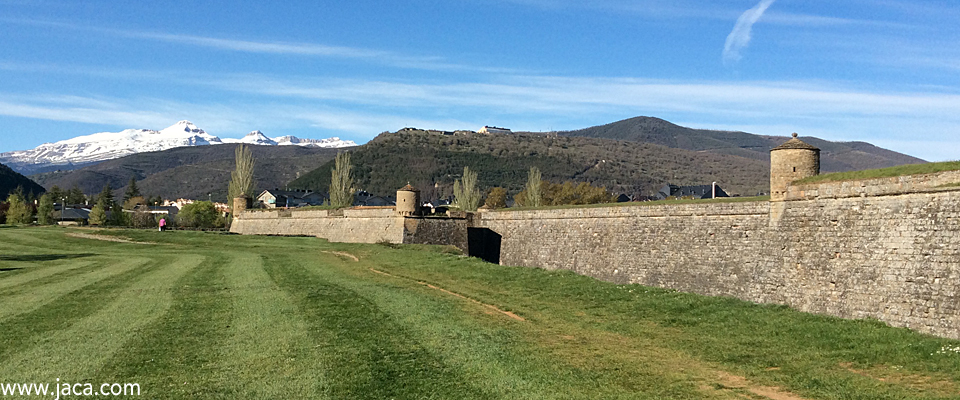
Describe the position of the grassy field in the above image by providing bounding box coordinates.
[1,227,959,399]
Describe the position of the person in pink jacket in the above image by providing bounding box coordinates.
[159,217,166,232]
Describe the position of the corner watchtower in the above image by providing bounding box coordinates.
[770,133,820,202]
[396,184,421,216]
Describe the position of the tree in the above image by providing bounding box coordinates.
[329,151,353,208]
[37,193,55,225]
[178,201,221,229]
[98,184,114,206]
[47,185,65,204]
[485,187,508,209]
[5,188,31,224]
[88,184,113,226]
[452,166,481,212]
[228,144,255,203]
[107,200,129,227]
[66,185,86,205]
[523,167,543,208]
[88,202,107,226]
[123,176,141,203]
[123,196,146,210]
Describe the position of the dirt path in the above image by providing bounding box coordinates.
[320,251,359,262]
[66,233,155,244]
[369,268,525,321]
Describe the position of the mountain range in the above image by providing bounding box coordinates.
[556,116,924,172]
[22,116,926,202]
[0,121,357,175]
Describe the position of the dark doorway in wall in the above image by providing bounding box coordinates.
[468,228,501,264]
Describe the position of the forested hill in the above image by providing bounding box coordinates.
[558,116,926,172]
[0,162,44,198]
[287,129,772,199]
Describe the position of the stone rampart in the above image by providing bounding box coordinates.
[231,208,405,244]
[785,170,960,201]
[475,178,960,339]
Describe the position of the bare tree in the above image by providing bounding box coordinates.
[330,151,354,208]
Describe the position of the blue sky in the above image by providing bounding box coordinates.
[0,0,958,160]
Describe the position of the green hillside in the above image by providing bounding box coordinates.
[559,116,927,172]
[288,129,772,198]
[0,162,45,198]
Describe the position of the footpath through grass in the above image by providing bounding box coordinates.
[1,227,959,399]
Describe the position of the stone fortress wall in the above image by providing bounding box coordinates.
[232,136,960,339]
[475,174,960,339]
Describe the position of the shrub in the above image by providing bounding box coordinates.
[178,201,221,229]
[485,187,508,209]
[5,190,31,225]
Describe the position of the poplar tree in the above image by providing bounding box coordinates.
[329,151,354,208]
[228,144,255,203]
[37,193,55,225]
[452,166,481,212]
[524,166,543,208]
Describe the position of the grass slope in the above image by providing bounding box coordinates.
[1,227,959,399]
[795,161,960,185]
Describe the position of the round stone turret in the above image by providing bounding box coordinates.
[770,133,820,201]
[233,195,251,214]
[396,184,420,216]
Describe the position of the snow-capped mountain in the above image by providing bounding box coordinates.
[222,130,278,146]
[0,121,357,174]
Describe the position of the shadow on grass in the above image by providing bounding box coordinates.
[0,267,23,272]
[0,253,97,262]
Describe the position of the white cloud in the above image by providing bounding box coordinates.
[723,0,776,64]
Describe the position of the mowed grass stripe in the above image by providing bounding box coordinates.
[0,228,92,253]
[0,258,159,361]
[220,253,321,398]
[264,253,491,400]
[0,256,151,323]
[0,253,201,381]
[92,252,234,399]
[0,259,97,291]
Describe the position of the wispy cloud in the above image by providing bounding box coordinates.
[0,17,522,74]
[723,0,776,64]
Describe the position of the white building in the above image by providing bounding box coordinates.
[478,126,512,135]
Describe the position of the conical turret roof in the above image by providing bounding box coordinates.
[771,133,819,151]
[399,183,419,192]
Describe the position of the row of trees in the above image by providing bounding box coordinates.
[455,166,614,211]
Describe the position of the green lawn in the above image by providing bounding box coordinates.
[794,161,960,185]
[1,227,959,399]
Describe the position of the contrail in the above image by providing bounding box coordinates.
[723,0,776,64]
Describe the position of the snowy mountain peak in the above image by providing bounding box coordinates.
[0,122,357,174]
[240,130,278,145]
